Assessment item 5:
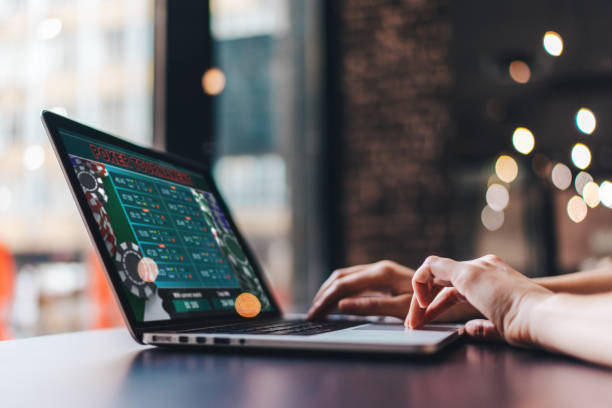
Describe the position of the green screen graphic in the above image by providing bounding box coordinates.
[60,129,271,321]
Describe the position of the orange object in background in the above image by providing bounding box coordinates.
[0,242,15,340]
[87,251,124,329]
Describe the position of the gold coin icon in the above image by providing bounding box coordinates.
[137,257,159,282]
[235,292,261,318]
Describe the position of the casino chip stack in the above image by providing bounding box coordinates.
[74,158,108,204]
[85,191,117,256]
[196,190,270,310]
[115,241,156,299]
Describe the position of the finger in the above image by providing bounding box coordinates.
[338,294,412,319]
[405,285,444,328]
[307,269,392,320]
[412,256,456,308]
[419,287,467,326]
[405,294,426,329]
[464,319,503,342]
[312,263,370,305]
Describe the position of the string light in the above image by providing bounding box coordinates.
[574,171,593,195]
[551,163,572,190]
[600,181,612,208]
[508,60,531,84]
[567,196,588,223]
[495,155,518,183]
[571,143,591,169]
[486,183,510,211]
[512,127,535,155]
[543,31,563,56]
[576,108,596,134]
[481,205,504,231]
[582,182,600,208]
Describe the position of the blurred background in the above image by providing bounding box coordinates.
[0,0,610,339]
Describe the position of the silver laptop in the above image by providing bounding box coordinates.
[42,110,461,354]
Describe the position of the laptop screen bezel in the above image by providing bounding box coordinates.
[41,110,283,341]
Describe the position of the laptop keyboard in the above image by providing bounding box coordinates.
[188,319,362,336]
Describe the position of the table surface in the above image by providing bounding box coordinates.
[1,328,611,408]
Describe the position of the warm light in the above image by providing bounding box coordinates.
[512,127,535,155]
[567,196,587,223]
[495,155,518,183]
[481,205,504,231]
[486,183,510,211]
[551,163,572,190]
[23,144,46,171]
[600,181,612,208]
[37,18,62,40]
[0,186,12,212]
[582,182,600,208]
[576,108,596,134]
[202,68,226,95]
[574,171,593,195]
[508,60,531,84]
[543,31,563,56]
[571,143,591,169]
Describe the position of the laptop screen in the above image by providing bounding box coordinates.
[59,128,273,322]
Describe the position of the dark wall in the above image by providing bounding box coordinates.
[329,0,455,268]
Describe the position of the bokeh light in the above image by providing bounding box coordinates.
[37,18,62,40]
[512,127,535,155]
[22,144,45,171]
[576,108,596,134]
[551,163,572,190]
[508,60,531,84]
[582,181,600,208]
[486,183,510,211]
[543,31,563,56]
[495,155,518,183]
[202,68,226,95]
[571,143,591,169]
[574,171,593,195]
[481,205,504,231]
[600,181,612,208]
[567,195,588,223]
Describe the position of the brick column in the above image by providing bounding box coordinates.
[335,0,454,267]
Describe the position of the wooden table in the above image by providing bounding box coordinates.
[1,328,611,407]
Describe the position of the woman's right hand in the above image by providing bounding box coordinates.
[407,255,553,346]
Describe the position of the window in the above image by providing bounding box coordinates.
[0,0,154,337]
[209,0,324,309]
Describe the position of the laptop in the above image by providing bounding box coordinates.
[41,110,461,354]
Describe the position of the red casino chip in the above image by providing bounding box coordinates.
[74,158,108,177]
[76,163,108,204]
[85,192,117,256]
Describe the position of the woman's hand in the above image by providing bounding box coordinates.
[307,260,415,320]
[407,255,553,346]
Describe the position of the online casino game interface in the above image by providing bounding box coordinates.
[61,129,271,322]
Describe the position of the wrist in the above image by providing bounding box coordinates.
[527,292,565,347]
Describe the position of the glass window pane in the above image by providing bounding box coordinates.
[0,0,154,338]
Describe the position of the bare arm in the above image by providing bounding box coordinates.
[408,255,612,367]
[534,269,612,294]
[531,292,612,366]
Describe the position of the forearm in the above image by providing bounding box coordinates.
[530,292,612,367]
[534,269,612,294]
